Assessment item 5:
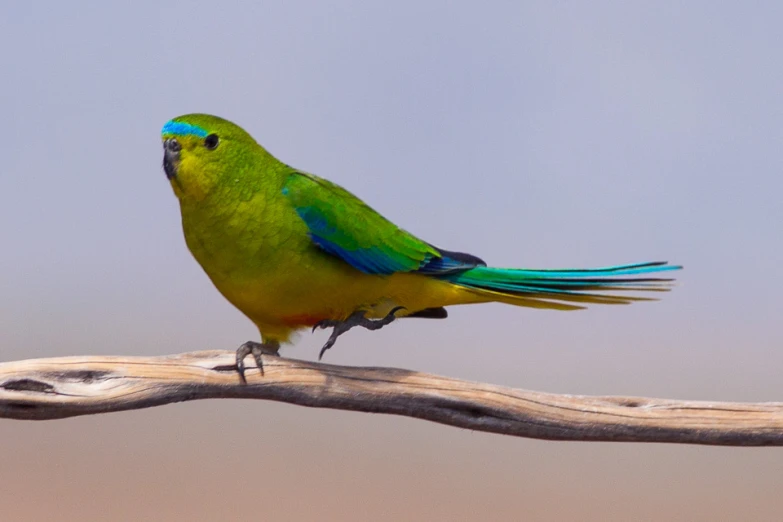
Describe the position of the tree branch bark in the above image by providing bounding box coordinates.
[0,350,780,445]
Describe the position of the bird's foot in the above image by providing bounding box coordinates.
[236,340,280,383]
[313,306,405,360]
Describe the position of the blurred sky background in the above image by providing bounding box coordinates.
[1,1,782,520]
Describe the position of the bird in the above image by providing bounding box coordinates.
[161,114,681,382]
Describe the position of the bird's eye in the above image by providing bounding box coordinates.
[204,134,219,150]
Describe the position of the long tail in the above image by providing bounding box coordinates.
[445,261,682,310]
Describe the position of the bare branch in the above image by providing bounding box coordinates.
[0,351,780,445]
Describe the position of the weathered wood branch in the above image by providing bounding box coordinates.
[0,350,780,445]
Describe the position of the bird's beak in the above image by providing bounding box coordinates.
[163,138,181,179]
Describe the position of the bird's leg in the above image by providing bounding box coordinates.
[235,340,280,383]
[313,306,405,360]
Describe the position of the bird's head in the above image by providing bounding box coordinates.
[161,114,257,201]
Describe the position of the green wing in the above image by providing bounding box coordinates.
[282,172,483,275]
[282,172,680,309]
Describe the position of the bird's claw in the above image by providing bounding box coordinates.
[236,340,280,383]
[316,306,406,360]
[312,318,340,333]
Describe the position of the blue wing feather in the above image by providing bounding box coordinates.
[285,172,480,275]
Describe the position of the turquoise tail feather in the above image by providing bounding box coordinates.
[445,261,682,309]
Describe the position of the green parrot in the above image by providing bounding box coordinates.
[161,114,681,381]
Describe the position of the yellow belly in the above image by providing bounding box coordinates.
[210,252,476,343]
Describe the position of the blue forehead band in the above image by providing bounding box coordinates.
[161,120,208,138]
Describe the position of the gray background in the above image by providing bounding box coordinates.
[2,1,782,520]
